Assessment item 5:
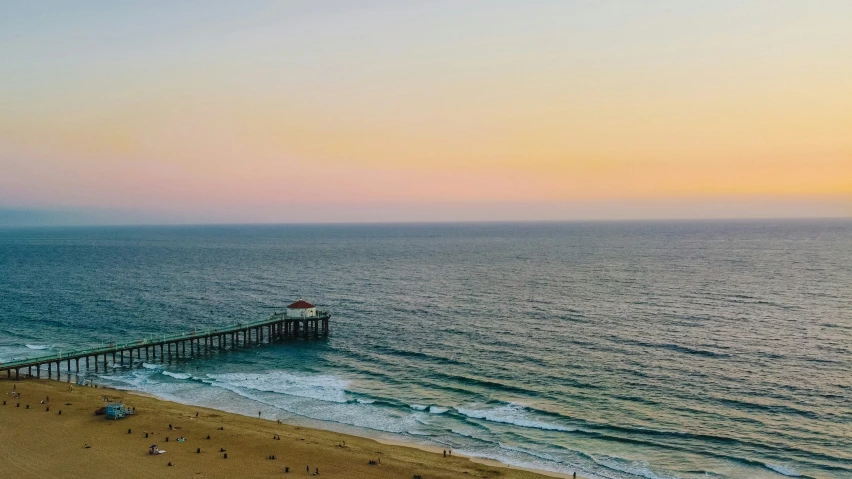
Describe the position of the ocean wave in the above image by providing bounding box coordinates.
[456,403,575,432]
[591,454,680,479]
[455,442,602,479]
[410,404,428,411]
[162,370,192,380]
[355,398,375,404]
[25,344,50,350]
[199,380,423,435]
[207,371,349,403]
[429,406,448,414]
[764,463,802,477]
[435,372,543,396]
[608,338,730,358]
[372,345,463,366]
[141,362,163,370]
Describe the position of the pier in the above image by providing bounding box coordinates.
[0,311,330,381]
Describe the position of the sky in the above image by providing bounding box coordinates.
[1,1,850,225]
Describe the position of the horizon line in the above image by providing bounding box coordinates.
[2,215,851,230]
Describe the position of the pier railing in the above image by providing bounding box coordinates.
[0,311,331,374]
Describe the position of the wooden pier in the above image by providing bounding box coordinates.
[0,312,330,381]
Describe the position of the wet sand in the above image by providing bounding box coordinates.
[0,379,585,479]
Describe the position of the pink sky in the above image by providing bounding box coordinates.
[1,1,850,224]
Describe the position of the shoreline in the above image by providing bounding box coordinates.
[120,387,586,479]
[373,437,580,479]
[1,378,587,479]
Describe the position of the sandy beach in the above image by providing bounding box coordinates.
[0,379,583,479]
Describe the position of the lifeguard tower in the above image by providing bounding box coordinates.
[105,403,133,419]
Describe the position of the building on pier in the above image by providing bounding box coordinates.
[287,300,318,318]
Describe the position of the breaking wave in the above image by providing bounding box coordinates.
[455,403,576,432]
[206,371,349,404]
[764,463,802,477]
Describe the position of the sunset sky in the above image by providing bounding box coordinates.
[1,1,850,225]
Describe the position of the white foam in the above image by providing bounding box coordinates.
[455,444,604,479]
[429,406,449,414]
[455,403,574,432]
[355,398,375,404]
[141,363,163,370]
[764,463,801,477]
[207,371,349,403]
[591,455,678,479]
[162,371,192,380]
[450,428,478,438]
[25,344,49,350]
[206,381,421,434]
[410,404,428,411]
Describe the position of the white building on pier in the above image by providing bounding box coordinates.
[287,300,318,318]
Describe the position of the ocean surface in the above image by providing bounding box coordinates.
[1,221,850,479]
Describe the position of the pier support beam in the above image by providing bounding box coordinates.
[1,315,329,380]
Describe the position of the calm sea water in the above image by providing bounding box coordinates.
[1,221,850,479]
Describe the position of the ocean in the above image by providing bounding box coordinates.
[1,220,850,479]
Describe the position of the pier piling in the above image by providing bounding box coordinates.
[1,312,331,380]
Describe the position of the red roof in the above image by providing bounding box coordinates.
[287,300,315,309]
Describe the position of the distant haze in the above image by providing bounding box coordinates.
[1,1,850,226]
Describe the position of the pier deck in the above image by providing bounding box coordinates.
[0,312,330,381]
